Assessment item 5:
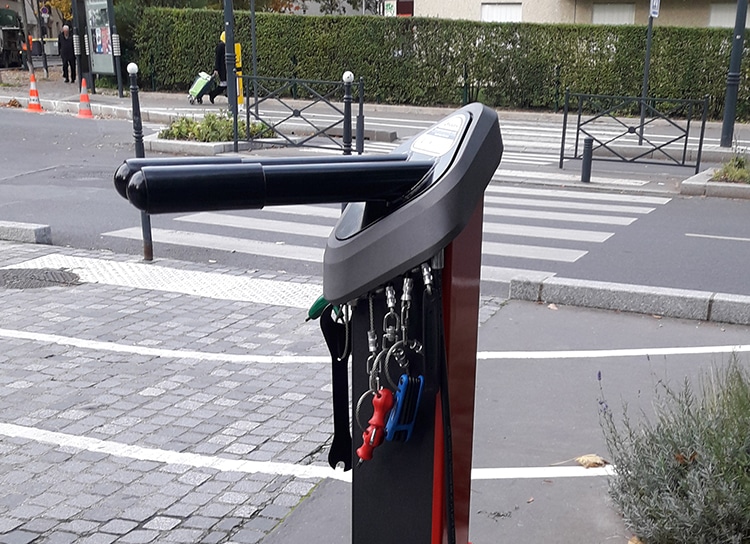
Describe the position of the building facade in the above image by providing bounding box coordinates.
[413,1,744,28]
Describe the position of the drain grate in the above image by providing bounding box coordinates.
[0,268,81,289]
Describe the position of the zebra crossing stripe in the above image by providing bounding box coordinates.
[177,212,612,244]
[482,241,587,262]
[483,207,637,226]
[486,185,672,205]
[493,169,649,187]
[481,266,555,283]
[485,195,656,214]
[102,228,324,262]
[175,213,333,238]
[483,222,613,243]
[256,204,341,219]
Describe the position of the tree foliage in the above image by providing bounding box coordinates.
[46,0,72,23]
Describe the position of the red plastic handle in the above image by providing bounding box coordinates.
[356,389,394,463]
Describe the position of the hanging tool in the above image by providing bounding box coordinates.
[319,303,353,471]
[385,374,424,442]
[356,388,394,465]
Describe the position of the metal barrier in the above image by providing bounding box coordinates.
[240,74,364,153]
[559,91,709,174]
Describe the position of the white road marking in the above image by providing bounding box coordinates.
[486,185,672,205]
[6,327,747,367]
[0,328,329,364]
[0,422,351,482]
[0,421,613,481]
[177,213,611,243]
[102,227,324,262]
[493,169,649,187]
[472,466,614,479]
[176,213,333,238]
[484,196,655,215]
[481,266,555,283]
[483,223,613,243]
[686,233,750,243]
[478,344,750,360]
[484,206,637,226]
[482,241,587,262]
[4,328,747,482]
[257,204,341,219]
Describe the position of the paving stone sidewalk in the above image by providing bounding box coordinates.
[0,241,505,544]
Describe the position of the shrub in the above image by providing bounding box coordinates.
[158,111,273,141]
[600,359,750,544]
[131,8,750,118]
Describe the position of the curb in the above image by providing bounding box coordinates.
[4,95,398,143]
[509,276,750,326]
[680,168,750,198]
[0,221,52,244]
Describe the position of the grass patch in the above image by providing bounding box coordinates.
[159,111,273,142]
[600,358,750,544]
[711,155,750,184]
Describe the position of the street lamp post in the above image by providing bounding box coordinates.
[35,0,48,78]
[223,0,238,153]
[720,0,748,148]
[250,0,258,118]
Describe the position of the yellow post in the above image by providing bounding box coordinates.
[234,42,243,101]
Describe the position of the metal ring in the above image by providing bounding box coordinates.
[355,389,375,431]
[384,341,407,389]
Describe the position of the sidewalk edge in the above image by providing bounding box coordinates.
[509,276,750,326]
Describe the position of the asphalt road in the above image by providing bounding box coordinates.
[2,106,750,298]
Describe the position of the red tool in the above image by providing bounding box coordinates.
[356,388,395,464]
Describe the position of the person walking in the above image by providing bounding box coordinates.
[208,31,227,104]
[58,25,76,83]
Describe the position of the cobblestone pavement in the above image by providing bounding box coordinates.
[0,241,505,544]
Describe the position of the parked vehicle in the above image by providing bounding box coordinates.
[0,8,22,68]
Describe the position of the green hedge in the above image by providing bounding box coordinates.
[134,8,750,119]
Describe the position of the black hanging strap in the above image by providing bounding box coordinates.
[422,273,457,544]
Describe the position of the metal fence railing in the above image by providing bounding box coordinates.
[559,91,709,174]
[238,75,364,154]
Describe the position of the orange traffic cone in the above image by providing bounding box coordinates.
[27,73,43,112]
[77,79,93,119]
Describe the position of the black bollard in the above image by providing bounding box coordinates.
[343,71,353,156]
[127,63,153,261]
[581,137,593,184]
[356,77,365,155]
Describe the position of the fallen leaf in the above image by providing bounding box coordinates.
[575,454,609,468]
[674,451,698,465]
[547,303,558,310]
[629,537,644,544]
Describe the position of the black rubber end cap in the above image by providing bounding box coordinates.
[114,162,134,200]
[126,171,149,212]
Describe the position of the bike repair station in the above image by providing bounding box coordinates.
[113,103,504,544]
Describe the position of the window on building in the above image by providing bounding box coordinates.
[592,3,636,25]
[709,3,750,27]
[481,3,522,22]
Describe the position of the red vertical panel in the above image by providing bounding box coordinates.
[431,198,484,544]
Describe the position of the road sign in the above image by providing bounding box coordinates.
[650,0,660,18]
